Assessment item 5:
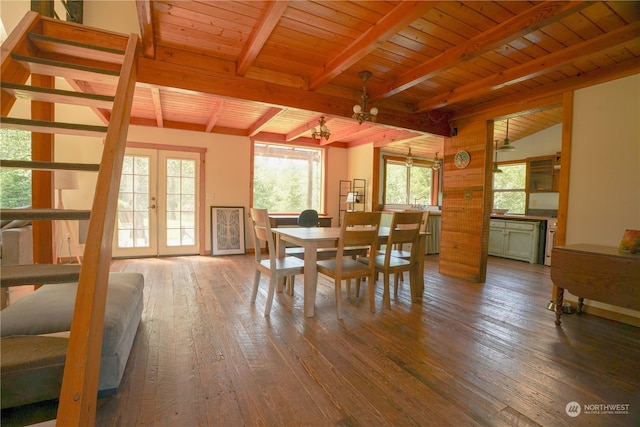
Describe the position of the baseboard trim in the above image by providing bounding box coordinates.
[565,298,640,327]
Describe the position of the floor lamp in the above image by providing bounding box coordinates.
[55,170,82,264]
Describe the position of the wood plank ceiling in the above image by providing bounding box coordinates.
[79,1,640,160]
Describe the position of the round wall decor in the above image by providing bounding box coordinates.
[454,150,471,168]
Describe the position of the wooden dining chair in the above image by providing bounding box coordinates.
[249,208,305,316]
[316,211,381,319]
[391,210,430,288]
[297,209,319,227]
[359,211,423,309]
[285,209,319,294]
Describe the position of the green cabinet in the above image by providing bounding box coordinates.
[489,219,540,264]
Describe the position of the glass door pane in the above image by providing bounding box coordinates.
[158,151,199,255]
[113,148,158,257]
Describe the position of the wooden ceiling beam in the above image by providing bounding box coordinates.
[248,107,285,137]
[66,79,110,124]
[252,131,348,149]
[150,87,163,127]
[350,129,418,147]
[322,122,375,146]
[136,56,451,136]
[416,21,640,112]
[308,1,438,91]
[453,56,640,121]
[286,117,322,142]
[205,99,225,133]
[135,0,155,59]
[236,1,288,76]
[371,1,591,100]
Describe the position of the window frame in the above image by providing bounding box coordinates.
[382,154,437,207]
[251,141,326,214]
[492,160,527,214]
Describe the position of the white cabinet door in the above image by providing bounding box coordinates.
[488,220,505,256]
[488,219,540,264]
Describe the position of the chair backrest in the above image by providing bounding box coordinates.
[337,211,381,259]
[297,209,319,227]
[419,210,430,233]
[386,211,423,261]
[249,208,276,266]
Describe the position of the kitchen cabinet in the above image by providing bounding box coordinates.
[489,219,540,264]
[528,155,559,192]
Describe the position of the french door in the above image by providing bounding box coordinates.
[113,147,200,257]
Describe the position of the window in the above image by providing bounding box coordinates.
[0,129,31,208]
[253,142,324,213]
[493,162,526,214]
[384,157,433,206]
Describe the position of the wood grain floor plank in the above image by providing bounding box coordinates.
[4,255,639,427]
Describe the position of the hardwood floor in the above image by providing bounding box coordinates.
[2,255,639,426]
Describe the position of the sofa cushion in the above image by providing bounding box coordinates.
[1,335,68,408]
[1,272,144,353]
[1,219,32,230]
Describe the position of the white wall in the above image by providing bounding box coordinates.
[347,143,374,211]
[1,1,139,36]
[566,74,640,320]
[568,74,640,246]
[498,123,562,162]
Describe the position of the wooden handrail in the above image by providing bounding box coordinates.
[55,33,139,426]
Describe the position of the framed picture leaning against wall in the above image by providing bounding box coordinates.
[210,206,246,255]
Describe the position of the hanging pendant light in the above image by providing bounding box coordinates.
[493,140,503,173]
[352,71,379,124]
[498,118,516,151]
[432,152,441,171]
[311,116,331,141]
[406,147,414,168]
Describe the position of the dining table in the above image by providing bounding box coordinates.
[273,226,426,317]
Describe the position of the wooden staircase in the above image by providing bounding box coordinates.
[1,11,138,425]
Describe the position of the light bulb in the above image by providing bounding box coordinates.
[370,107,378,116]
[353,104,362,114]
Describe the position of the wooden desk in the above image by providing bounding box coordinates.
[550,244,640,325]
[273,227,426,317]
[269,215,332,228]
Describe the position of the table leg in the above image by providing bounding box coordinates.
[555,286,564,326]
[410,234,426,302]
[275,234,287,293]
[577,297,584,313]
[303,242,318,317]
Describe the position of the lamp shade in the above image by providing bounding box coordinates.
[55,170,79,190]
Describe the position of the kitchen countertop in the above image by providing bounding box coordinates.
[381,208,552,221]
[490,214,554,221]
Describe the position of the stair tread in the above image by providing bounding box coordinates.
[0,117,107,137]
[1,264,81,287]
[28,32,126,65]
[12,54,120,84]
[1,82,114,109]
[0,208,91,221]
[0,160,100,172]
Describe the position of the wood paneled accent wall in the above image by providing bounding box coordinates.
[440,119,493,282]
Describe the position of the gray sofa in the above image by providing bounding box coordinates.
[0,220,33,266]
[0,272,144,408]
